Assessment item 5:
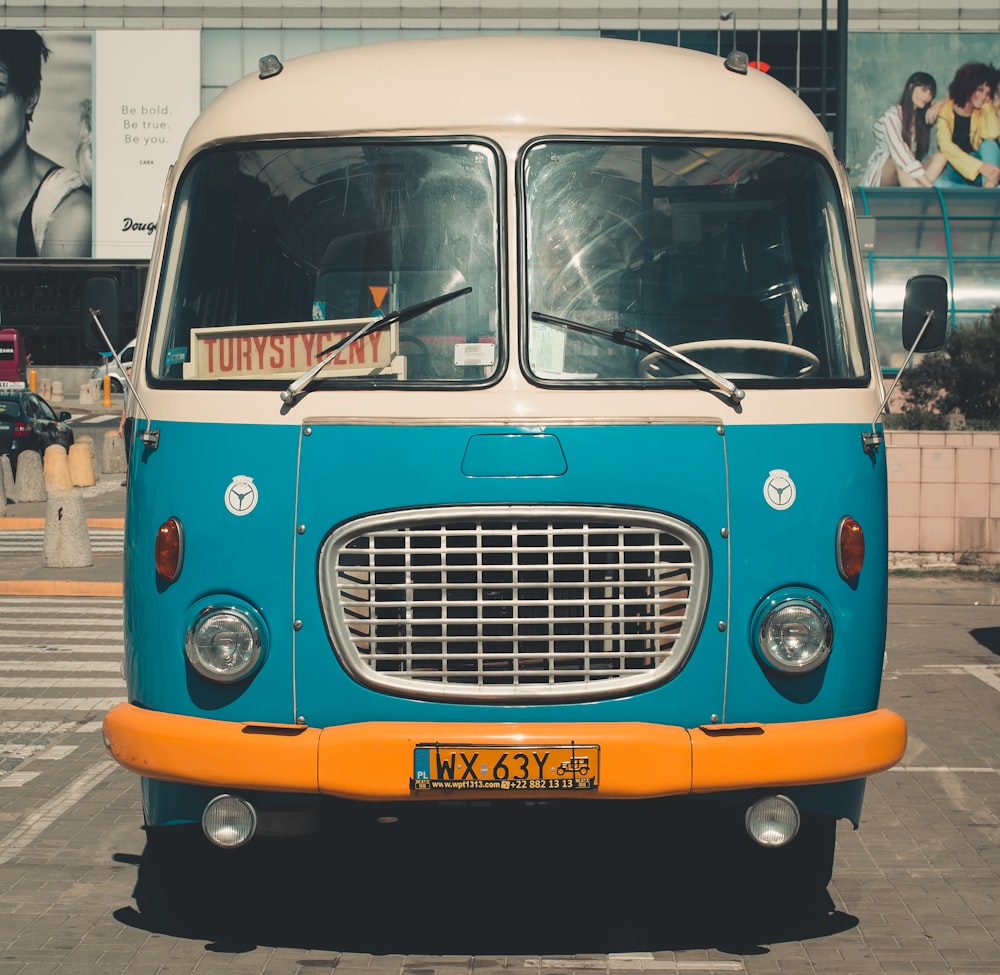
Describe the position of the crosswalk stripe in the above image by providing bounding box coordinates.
[0,721,81,734]
[0,594,123,651]
[0,597,122,608]
[0,744,47,759]
[75,414,117,424]
[0,643,125,658]
[0,646,124,655]
[0,624,122,646]
[38,745,79,760]
[0,608,122,616]
[0,601,139,794]
[0,772,41,788]
[0,661,122,672]
[0,605,122,613]
[0,530,123,538]
[0,677,125,688]
[1,696,123,710]
[0,530,123,553]
[0,761,118,859]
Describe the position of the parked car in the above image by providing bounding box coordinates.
[90,339,135,393]
[0,389,74,475]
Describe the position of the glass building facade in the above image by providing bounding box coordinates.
[854,188,1000,372]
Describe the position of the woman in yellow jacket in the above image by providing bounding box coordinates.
[934,62,1000,188]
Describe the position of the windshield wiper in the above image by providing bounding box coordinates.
[280,286,472,406]
[530,311,745,407]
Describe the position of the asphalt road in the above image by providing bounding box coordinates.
[0,587,998,975]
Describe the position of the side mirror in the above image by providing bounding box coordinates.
[866,273,950,460]
[902,274,948,353]
[83,276,121,351]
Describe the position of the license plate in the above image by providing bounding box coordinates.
[412,743,599,792]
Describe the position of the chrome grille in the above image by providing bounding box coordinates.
[319,505,709,701]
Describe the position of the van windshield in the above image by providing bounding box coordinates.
[524,142,870,386]
[150,141,501,386]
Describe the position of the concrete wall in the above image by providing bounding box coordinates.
[886,431,1000,564]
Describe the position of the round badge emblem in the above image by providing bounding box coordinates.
[763,469,796,510]
[224,475,259,516]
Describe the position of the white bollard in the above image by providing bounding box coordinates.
[44,444,73,492]
[1,454,13,504]
[42,489,93,568]
[75,434,97,473]
[102,429,127,475]
[11,450,46,503]
[69,443,96,487]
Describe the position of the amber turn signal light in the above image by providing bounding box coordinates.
[836,516,864,583]
[155,517,184,582]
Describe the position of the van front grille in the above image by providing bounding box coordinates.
[318,505,709,702]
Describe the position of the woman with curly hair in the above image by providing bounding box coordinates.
[862,71,946,187]
[934,61,1000,188]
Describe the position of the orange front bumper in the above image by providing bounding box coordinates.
[103,703,906,801]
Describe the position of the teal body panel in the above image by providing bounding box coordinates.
[124,416,888,824]
[291,421,728,728]
[723,425,889,723]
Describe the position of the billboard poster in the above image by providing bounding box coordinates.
[94,30,200,258]
[0,30,92,259]
[848,31,1000,373]
[848,33,1000,189]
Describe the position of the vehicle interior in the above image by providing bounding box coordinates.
[150,139,868,389]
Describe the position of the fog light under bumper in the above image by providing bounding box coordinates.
[202,794,257,848]
[745,795,800,848]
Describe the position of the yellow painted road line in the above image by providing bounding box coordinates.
[0,518,125,531]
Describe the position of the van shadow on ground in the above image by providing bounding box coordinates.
[114,802,857,957]
[970,626,1000,656]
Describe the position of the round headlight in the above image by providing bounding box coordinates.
[746,795,800,847]
[185,605,263,682]
[755,595,832,674]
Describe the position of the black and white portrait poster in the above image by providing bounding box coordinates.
[0,30,92,258]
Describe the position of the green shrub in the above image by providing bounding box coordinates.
[894,308,1000,430]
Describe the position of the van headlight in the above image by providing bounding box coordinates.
[185,603,266,682]
[752,590,833,674]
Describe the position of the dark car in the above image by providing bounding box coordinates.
[0,388,75,476]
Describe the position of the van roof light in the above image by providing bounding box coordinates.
[259,54,283,80]
[724,50,749,75]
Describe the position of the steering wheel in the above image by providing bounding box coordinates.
[640,339,820,379]
[398,334,433,379]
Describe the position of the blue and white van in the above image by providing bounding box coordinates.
[100,35,946,894]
